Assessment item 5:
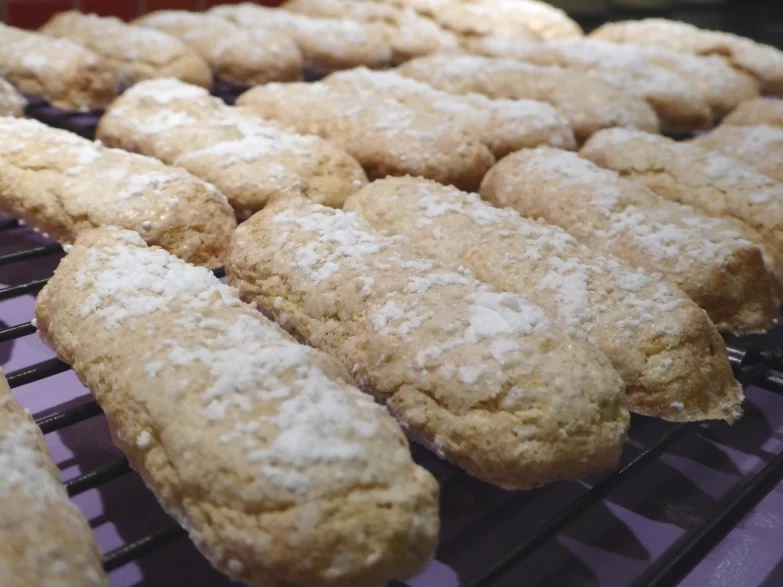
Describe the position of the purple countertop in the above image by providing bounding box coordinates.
[3,225,783,587]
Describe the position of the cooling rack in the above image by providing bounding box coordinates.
[4,89,783,587]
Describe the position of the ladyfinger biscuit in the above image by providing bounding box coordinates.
[0,23,116,111]
[0,78,25,117]
[724,97,783,128]
[0,117,235,267]
[135,11,303,85]
[480,147,780,334]
[396,54,660,143]
[388,0,582,40]
[580,128,783,291]
[227,195,630,489]
[0,371,109,587]
[692,124,783,182]
[324,67,576,157]
[345,176,743,422]
[41,12,211,89]
[591,18,783,95]
[463,37,713,132]
[97,79,367,218]
[210,3,393,73]
[630,46,760,120]
[237,81,495,191]
[36,226,439,587]
[282,0,459,62]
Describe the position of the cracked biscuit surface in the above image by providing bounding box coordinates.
[237,81,495,191]
[346,176,743,422]
[210,3,392,73]
[0,117,235,267]
[0,370,109,587]
[282,0,458,62]
[98,79,367,218]
[135,11,303,86]
[41,11,211,88]
[227,194,630,489]
[481,147,780,334]
[396,54,660,143]
[692,124,783,183]
[463,37,716,131]
[323,67,576,157]
[591,18,783,95]
[36,226,439,587]
[0,23,116,110]
[581,128,783,295]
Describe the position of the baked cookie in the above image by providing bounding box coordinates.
[40,11,211,88]
[97,79,367,219]
[692,124,783,182]
[0,370,109,587]
[396,54,660,142]
[581,128,783,293]
[323,67,576,157]
[282,0,458,62]
[724,97,783,128]
[36,226,439,587]
[210,3,392,73]
[0,77,25,117]
[0,117,235,267]
[480,147,780,334]
[385,0,582,40]
[463,37,714,131]
[227,194,630,489]
[237,81,495,191]
[135,11,303,85]
[591,18,783,95]
[346,176,743,422]
[0,23,116,110]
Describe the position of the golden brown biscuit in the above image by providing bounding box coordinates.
[0,370,109,587]
[40,11,211,89]
[210,3,392,73]
[36,226,440,587]
[581,128,783,292]
[463,37,714,131]
[0,78,25,116]
[346,176,743,422]
[98,79,367,218]
[237,81,495,191]
[480,147,780,334]
[0,23,117,111]
[323,67,576,157]
[724,97,783,128]
[396,54,660,143]
[227,195,630,489]
[591,18,783,95]
[631,46,760,120]
[135,11,303,85]
[282,0,458,62]
[692,124,783,182]
[0,117,235,267]
[385,0,582,40]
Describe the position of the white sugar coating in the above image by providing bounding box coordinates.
[0,25,100,74]
[74,230,241,327]
[194,132,320,163]
[142,110,200,132]
[130,78,209,104]
[116,172,178,200]
[464,291,550,342]
[71,229,386,495]
[0,409,64,504]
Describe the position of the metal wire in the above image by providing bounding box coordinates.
[3,231,782,583]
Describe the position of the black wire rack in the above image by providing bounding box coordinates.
[4,214,783,587]
[5,72,783,586]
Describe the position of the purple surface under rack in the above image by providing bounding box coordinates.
[4,91,783,587]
